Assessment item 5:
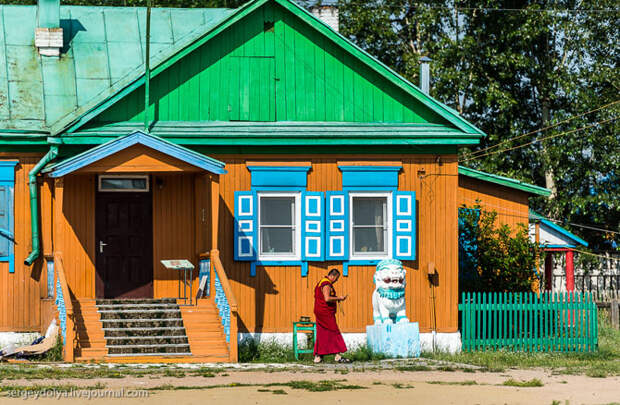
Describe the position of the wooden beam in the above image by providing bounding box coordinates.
[210,175,220,251]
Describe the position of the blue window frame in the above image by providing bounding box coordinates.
[332,164,416,276]
[0,161,18,273]
[234,164,325,277]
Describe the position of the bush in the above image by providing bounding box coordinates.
[459,204,543,292]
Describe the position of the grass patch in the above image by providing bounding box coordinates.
[266,379,366,392]
[391,383,414,389]
[147,382,251,391]
[502,378,544,387]
[422,312,619,376]
[271,389,288,395]
[238,339,382,363]
[427,380,478,386]
[395,364,432,372]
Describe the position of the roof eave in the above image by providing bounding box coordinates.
[459,165,551,197]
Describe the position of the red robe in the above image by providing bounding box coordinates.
[313,277,347,356]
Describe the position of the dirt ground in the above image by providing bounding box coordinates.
[1,365,619,405]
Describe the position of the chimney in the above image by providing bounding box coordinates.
[419,56,431,95]
[35,0,63,57]
[310,1,339,32]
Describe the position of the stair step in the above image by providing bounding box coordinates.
[105,337,189,345]
[98,309,181,314]
[97,303,179,309]
[100,318,183,322]
[103,326,185,332]
[106,343,190,349]
[106,352,193,358]
[96,298,177,305]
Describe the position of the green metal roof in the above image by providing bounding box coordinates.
[459,166,551,197]
[0,0,485,146]
[62,121,480,146]
[0,5,235,131]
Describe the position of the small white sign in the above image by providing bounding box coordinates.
[160,259,194,270]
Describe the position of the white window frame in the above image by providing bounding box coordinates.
[257,191,301,261]
[98,175,150,192]
[349,191,392,260]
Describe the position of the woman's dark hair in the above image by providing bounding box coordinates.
[328,268,340,277]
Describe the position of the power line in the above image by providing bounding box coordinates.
[461,196,620,235]
[573,249,620,261]
[462,100,620,159]
[459,117,618,162]
[340,3,620,15]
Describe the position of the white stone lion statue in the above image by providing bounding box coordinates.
[372,258,408,324]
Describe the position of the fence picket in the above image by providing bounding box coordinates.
[458,291,598,353]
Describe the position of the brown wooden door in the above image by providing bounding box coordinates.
[95,190,153,298]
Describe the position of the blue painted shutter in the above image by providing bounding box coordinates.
[302,192,325,261]
[326,191,349,260]
[0,185,11,259]
[234,191,257,261]
[393,191,416,261]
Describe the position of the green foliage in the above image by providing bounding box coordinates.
[339,0,619,251]
[238,340,297,363]
[459,204,542,292]
[502,378,544,387]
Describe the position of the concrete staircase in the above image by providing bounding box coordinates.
[72,298,230,363]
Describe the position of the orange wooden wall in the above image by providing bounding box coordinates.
[457,176,530,230]
[214,155,459,333]
[1,154,460,334]
[0,155,46,331]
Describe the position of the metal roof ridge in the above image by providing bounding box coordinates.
[458,165,551,197]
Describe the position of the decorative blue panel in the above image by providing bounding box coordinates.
[247,166,311,188]
[47,260,55,298]
[0,161,17,274]
[302,191,325,263]
[199,259,211,297]
[339,165,401,189]
[234,191,257,261]
[393,191,416,260]
[326,191,349,261]
[55,278,67,344]
[214,272,231,343]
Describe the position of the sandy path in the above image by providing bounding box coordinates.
[1,368,619,404]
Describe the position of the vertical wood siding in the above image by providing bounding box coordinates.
[458,176,530,230]
[55,175,96,299]
[93,3,446,126]
[2,154,459,333]
[0,157,44,331]
[214,154,459,333]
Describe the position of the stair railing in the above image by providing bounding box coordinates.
[210,249,238,362]
[53,251,75,362]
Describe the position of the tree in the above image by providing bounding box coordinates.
[459,204,543,292]
[339,0,619,251]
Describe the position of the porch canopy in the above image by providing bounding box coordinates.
[42,131,227,177]
[529,210,588,293]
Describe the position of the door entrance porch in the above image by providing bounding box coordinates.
[95,180,153,299]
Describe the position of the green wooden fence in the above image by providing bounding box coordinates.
[459,292,598,352]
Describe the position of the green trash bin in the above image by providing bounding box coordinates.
[293,320,316,360]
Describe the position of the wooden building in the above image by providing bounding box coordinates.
[0,0,550,362]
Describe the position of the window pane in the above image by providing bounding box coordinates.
[100,178,147,191]
[261,228,294,254]
[353,227,385,253]
[260,197,294,226]
[353,197,385,226]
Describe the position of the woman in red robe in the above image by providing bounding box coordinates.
[313,268,350,363]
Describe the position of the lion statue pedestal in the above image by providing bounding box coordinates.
[366,259,421,358]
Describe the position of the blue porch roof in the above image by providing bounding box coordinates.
[42,131,227,177]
